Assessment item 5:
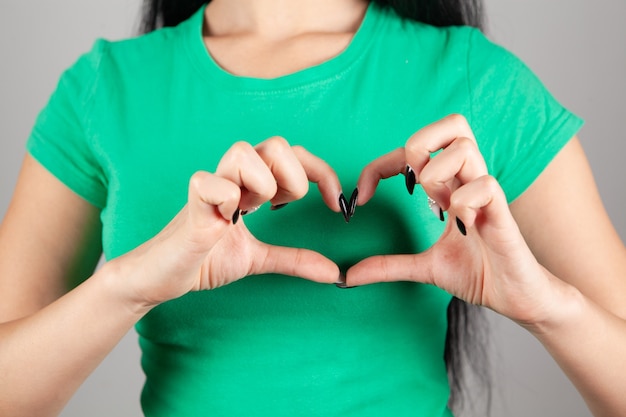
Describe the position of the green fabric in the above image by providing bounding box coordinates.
[27,2,583,416]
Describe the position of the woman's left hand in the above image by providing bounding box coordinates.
[347,114,568,326]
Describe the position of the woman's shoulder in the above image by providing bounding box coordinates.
[374,4,476,47]
[69,10,200,85]
[373,3,511,67]
[99,27,185,73]
[371,7,502,85]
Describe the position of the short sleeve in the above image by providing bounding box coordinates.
[26,40,109,209]
[466,29,584,202]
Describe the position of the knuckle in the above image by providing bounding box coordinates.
[291,145,305,156]
[261,136,291,156]
[267,135,290,148]
[405,141,428,161]
[446,113,469,128]
[405,139,419,154]
[189,170,210,190]
[229,141,254,160]
[454,136,477,152]
[481,175,501,194]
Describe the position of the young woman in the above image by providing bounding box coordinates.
[1,0,625,416]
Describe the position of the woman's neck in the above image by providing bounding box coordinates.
[202,0,370,78]
[204,0,369,40]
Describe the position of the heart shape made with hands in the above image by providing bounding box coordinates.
[177,139,421,295]
[233,165,442,290]
[204,139,459,292]
[203,117,512,307]
[146,115,533,315]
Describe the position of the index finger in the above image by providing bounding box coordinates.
[356,147,406,205]
[357,114,478,206]
[292,145,343,212]
[404,114,477,178]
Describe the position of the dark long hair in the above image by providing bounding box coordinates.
[139,0,484,32]
[138,1,490,415]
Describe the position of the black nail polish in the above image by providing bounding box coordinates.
[439,207,445,222]
[405,165,416,195]
[339,193,350,223]
[240,206,260,216]
[348,188,359,219]
[232,209,241,225]
[456,217,467,236]
[270,203,288,211]
[335,273,355,289]
[335,273,347,288]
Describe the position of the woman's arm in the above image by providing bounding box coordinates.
[347,115,626,417]
[0,140,344,417]
[510,136,626,416]
[0,154,146,416]
[511,137,626,319]
[0,155,151,416]
[0,155,104,321]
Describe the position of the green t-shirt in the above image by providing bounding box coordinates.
[27,2,583,416]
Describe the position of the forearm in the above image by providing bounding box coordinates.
[0,262,151,417]
[526,271,626,417]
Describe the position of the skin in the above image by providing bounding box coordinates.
[1,0,625,416]
[350,115,626,416]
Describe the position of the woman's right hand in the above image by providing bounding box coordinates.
[0,139,344,415]
[110,137,343,309]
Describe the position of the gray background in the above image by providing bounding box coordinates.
[0,1,624,416]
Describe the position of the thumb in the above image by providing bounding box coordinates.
[346,253,434,287]
[252,242,341,284]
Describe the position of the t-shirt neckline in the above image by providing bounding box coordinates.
[183,2,384,92]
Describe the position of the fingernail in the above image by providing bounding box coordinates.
[339,193,350,223]
[348,187,359,219]
[335,273,355,289]
[405,165,416,195]
[240,205,260,216]
[335,273,346,287]
[456,217,467,236]
[270,203,288,211]
[427,197,445,222]
[232,209,241,225]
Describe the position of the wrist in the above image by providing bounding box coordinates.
[95,258,156,318]
[519,268,586,337]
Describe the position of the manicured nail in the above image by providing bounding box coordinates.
[240,206,260,216]
[405,165,416,195]
[270,203,288,211]
[427,197,445,222]
[335,273,347,288]
[335,273,355,289]
[339,193,350,223]
[348,188,359,219]
[232,209,241,225]
[456,217,467,236]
